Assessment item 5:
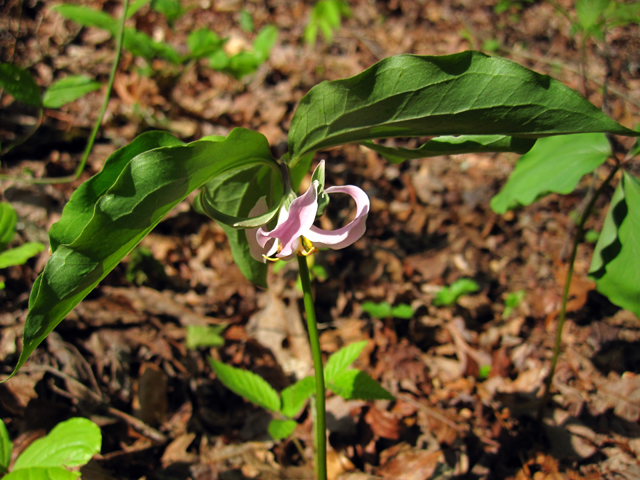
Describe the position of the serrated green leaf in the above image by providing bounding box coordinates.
[0,419,12,474]
[4,467,80,480]
[267,419,297,440]
[0,243,45,269]
[185,324,226,349]
[589,171,640,318]
[280,376,315,418]
[53,5,118,34]
[209,360,281,412]
[361,301,393,318]
[324,340,368,382]
[13,418,100,470]
[0,63,42,107]
[0,202,18,251]
[43,75,101,109]
[330,370,394,401]
[362,135,536,163]
[7,129,277,380]
[490,133,610,214]
[288,52,637,164]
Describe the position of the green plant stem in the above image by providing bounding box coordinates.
[0,0,129,184]
[297,254,327,480]
[537,164,619,422]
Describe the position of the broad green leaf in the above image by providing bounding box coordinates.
[589,172,640,318]
[0,243,45,269]
[9,129,276,379]
[362,135,536,164]
[280,376,315,418]
[43,76,101,109]
[0,202,17,251]
[267,419,297,440]
[0,420,11,474]
[391,304,414,319]
[324,340,368,382]
[288,51,638,164]
[53,5,118,34]
[490,133,610,214]
[576,0,611,31]
[433,278,479,306]
[185,324,226,349]
[209,360,281,412]
[0,63,42,107]
[151,0,183,22]
[361,301,393,319]
[187,29,224,59]
[13,418,101,470]
[330,370,394,401]
[4,467,79,480]
[253,25,277,63]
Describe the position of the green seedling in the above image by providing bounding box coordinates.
[304,0,351,45]
[361,301,414,319]
[210,340,393,440]
[433,279,480,307]
[502,290,525,319]
[186,324,226,349]
[0,417,101,479]
[0,203,45,278]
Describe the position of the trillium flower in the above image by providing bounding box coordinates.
[246,162,369,263]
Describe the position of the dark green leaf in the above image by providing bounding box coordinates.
[490,133,610,214]
[267,419,297,440]
[280,376,315,418]
[13,418,101,469]
[8,129,275,379]
[4,467,79,480]
[330,370,394,401]
[0,243,45,269]
[0,420,11,474]
[185,324,226,349]
[123,28,180,64]
[43,75,101,109]
[0,63,42,107]
[288,52,637,164]
[362,135,536,164]
[53,5,118,34]
[209,360,281,412]
[324,340,368,382]
[589,171,640,318]
[0,202,17,251]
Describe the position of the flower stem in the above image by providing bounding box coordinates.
[297,254,327,480]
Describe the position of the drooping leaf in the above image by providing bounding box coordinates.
[0,420,11,474]
[209,360,281,412]
[4,467,79,480]
[324,340,368,382]
[8,129,276,379]
[185,324,226,349]
[288,51,637,164]
[589,171,640,318]
[330,370,394,401]
[52,4,118,34]
[13,418,101,470]
[0,202,17,251]
[0,63,42,107]
[280,376,315,418]
[491,133,611,214]
[43,76,101,109]
[362,135,536,164]
[267,419,297,440]
[0,243,45,269]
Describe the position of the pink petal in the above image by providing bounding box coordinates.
[304,185,369,250]
[246,197,274,263]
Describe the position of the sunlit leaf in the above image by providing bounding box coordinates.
[0,243,45,269]
[330,370,394,401]
[433,278,479,306]
[0,203,17,251]
[490,133,611,214]
[0,63,42,107]
[0,420,11,474]
[324,340,368,382]
[4,467,79,480]
[209,360,281,412]
[267,419,297,440]
[187,29,224,59]
[52,4,118,34]
[280,376,315,418]
[43,75,101,109]
[185,324,226,349]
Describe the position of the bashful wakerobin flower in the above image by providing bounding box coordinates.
[246,161,369,263]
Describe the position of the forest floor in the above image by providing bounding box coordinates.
[1,0,640,479]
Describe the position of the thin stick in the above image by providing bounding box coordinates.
[297,254,327,480]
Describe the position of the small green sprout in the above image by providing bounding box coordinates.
[432,279,479,307]
[361,301,414,319]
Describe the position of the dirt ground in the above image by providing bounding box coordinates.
[1,0,640,479]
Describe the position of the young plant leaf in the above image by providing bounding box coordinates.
[391,304,414,319]
[0,420,11,474]
[43,75,101,109]
[150,0,184,22]
[280,376,315,418]
[433,278,479,306]
[361,301,392,318]
[8,129,277,379]
[209,360,281,413]
[324,340,368,382]
[4,467,80,480]
[329,370,394,401]
[53,5,118,34]
[589,171,640,318]
[362,135,536,163]
[0,63,42,107]
[490,133,611,214]
[0,243,45,269]
[267,419,297,440]
[185,324,226,349]
[187,29,224,59]
[0,202,17,251]
[288,51,637,164]
[13,418,101,470]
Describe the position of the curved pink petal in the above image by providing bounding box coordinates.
[258,181,319,258]
[304,185,369,250]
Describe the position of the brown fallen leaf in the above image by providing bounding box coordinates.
[376,445,442,480]
[132,363,168,427]
[161,433,198,466]
[592,372,640,422]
